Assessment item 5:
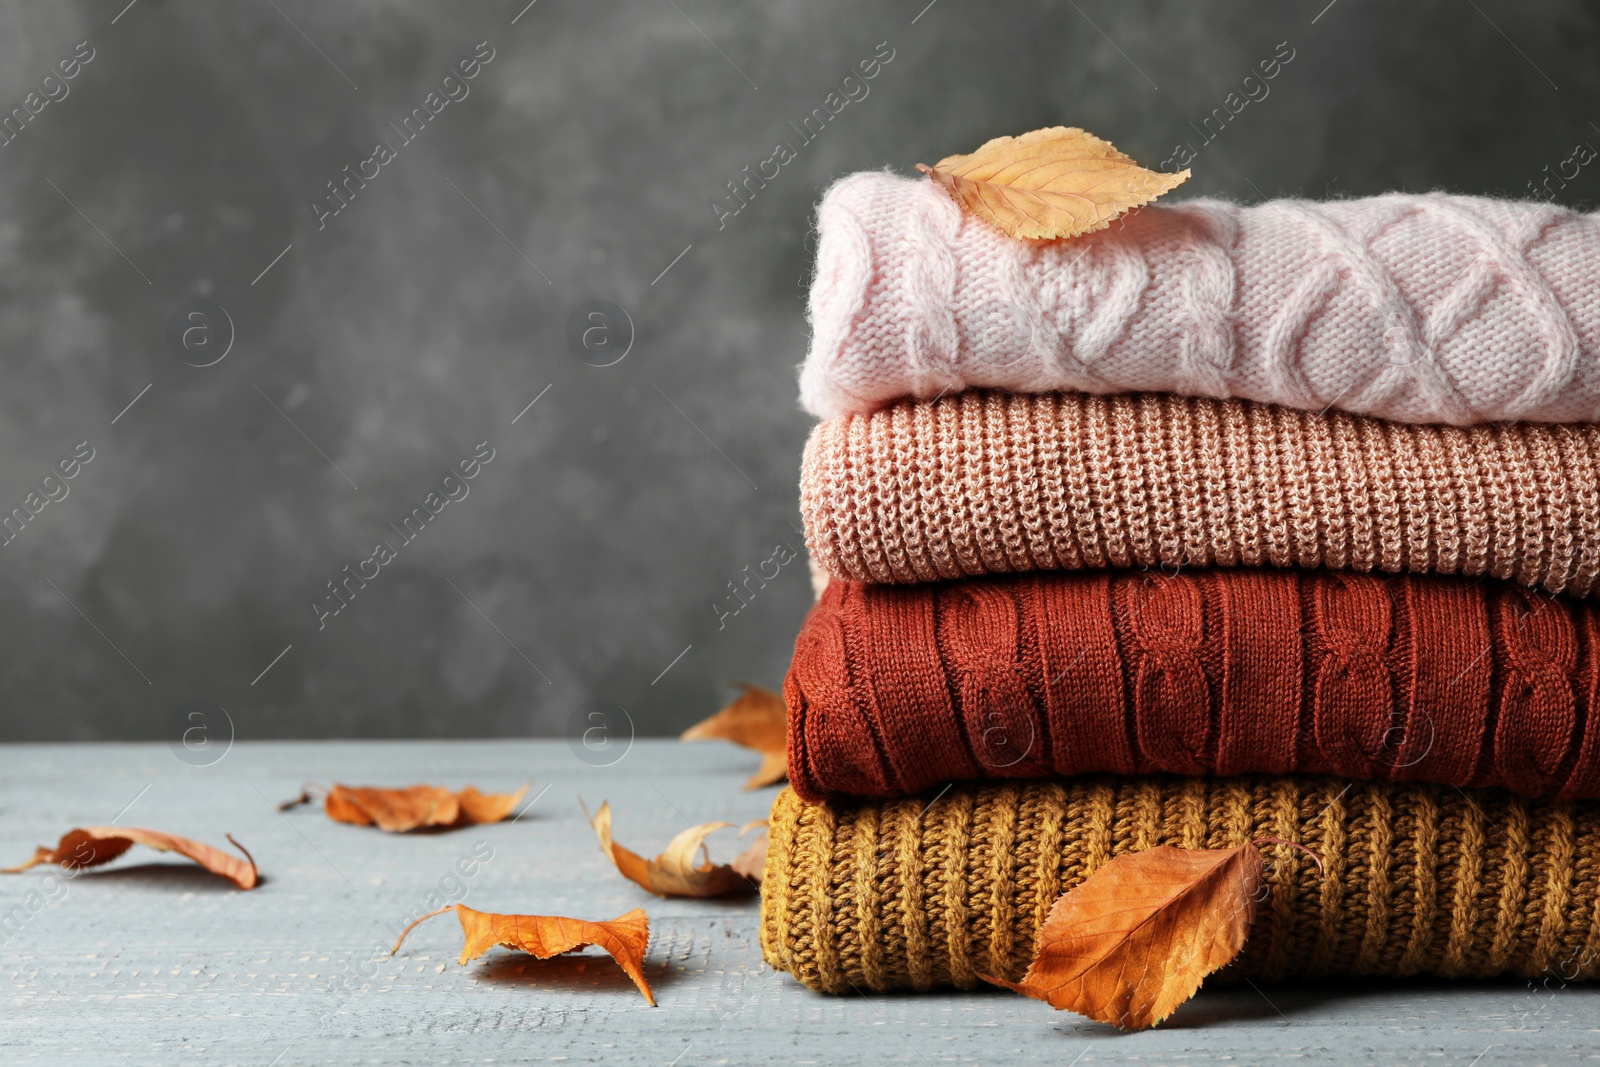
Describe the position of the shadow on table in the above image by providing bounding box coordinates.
[64,862,269,891]
[1052,974,1586,1036]
[472,947,679,998]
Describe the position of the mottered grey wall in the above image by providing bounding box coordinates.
[2,0,1597,743]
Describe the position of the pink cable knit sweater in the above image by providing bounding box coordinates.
[801,172,1600,424]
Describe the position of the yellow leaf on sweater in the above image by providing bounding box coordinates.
[916,126,1188,241]
[982,843,1260,1031]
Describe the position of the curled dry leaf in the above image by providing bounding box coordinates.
[587,801,756,898]
[680,682,787,789]
[983,843,1262,1031]
[284,783,528,832]
[916,126,1190,241]
[731,821,768,884]
[392,903,655,1005]
[3,827,258,890]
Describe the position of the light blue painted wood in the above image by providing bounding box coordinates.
[0,740,1594,1064]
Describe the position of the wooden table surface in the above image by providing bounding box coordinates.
[2,740,1596,1065]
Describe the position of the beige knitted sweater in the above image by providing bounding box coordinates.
[801,390,1600,597]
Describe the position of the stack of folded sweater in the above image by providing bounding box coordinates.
[760,171,1600,994]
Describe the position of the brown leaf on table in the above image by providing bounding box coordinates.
[916,126,1189,241]
[983,843,1262,1031]
[586,801,756,898]
[680,682,787,789]
[392,903,655,1005]
[731,821,768,884]
[3,827,258,890]
[308,783,528,832]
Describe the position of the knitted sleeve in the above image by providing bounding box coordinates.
[800,173,1600,424]
[800,391,1600,598]
[759,778,1600,992]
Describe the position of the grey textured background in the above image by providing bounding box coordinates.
[3,0,1599,743]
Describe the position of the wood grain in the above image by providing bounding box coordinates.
[0,740,1588,1064]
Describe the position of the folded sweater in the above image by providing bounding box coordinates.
[802,390,1600,598]
[786,569,1600,802]
[801,173,1600,424]
[760,777,1600,992]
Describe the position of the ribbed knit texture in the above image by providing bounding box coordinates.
[787,569,1600,803]
[802,390,1600,598]
[760,778,1600,992]
[802,173,1600,423]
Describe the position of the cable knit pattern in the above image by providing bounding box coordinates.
[800,173,1600,423]
[801,391,1600,598]
[785,569,1600,803]
[759,778,1600,992]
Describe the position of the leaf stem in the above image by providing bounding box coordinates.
[226,833,258,877]
[391,905,455,956]
[276,782,326,812]
[1,848,50,874]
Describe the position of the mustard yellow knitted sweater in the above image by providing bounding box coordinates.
[760,777,1600,993]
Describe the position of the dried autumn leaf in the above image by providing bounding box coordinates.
[984,843,1261,1031]
[587,801,756,898]
[731,821,768,884]
[916,126,1189,241]
[393,903,655,1005]
[454,786,526,825]
[286,783,528,832]
[3,827,258,890]
[680,682,787,789]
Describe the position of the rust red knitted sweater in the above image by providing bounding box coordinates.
[784,567,1600,803]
